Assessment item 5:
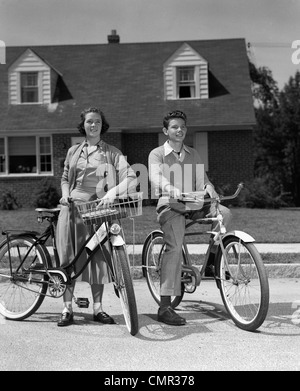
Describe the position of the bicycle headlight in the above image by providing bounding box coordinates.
[110,223,121,235]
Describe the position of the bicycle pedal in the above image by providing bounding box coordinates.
[75,297,90,308]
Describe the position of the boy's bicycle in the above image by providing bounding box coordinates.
[142,184,269,332]
[0,192,143,336]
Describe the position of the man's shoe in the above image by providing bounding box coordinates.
[93,312,115,324]
[157,306,186,326]
[204,265,215,277]
[204,252,215,277]
[57,311,74,327]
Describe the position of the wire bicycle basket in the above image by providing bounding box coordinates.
[75,192,143,226]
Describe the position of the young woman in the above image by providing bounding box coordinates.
[56,107,136,326]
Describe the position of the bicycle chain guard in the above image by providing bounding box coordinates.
[181,265,201,293]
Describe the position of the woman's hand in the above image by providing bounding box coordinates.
[59,196,70,207]
[96,190,117,209]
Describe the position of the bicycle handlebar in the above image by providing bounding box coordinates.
[190,182,244,203]
[158,182,244,204]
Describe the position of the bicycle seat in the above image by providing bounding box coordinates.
[35,207,61,215]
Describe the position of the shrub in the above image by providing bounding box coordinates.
[1,192,20,210]
[236,177,289,209]
[33,178,61,208]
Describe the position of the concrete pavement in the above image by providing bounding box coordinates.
[126,243,300,254]
[126,242,300,279]
[1,278,300,371]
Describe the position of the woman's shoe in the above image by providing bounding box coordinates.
[93,312,115,324]
[57,311,74,327]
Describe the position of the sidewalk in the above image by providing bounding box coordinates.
[126,243,300,254]
[47,243,300,278]
[127,242,300,279]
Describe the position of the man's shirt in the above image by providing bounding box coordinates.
[148,141,212,209]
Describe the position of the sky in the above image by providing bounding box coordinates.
[0,0,299,89]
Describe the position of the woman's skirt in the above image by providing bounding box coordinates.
[56,188,111,285]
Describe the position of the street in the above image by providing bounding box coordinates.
[0,278,299,372]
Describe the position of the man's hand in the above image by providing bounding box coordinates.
[204,184,219,199]
[165,185,181,199]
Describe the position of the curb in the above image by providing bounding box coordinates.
[130,263,300,280]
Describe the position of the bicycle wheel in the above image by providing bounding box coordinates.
[215,235,269,331]
[0,236,49,320]
[142,231,184,309]
[111,245,139,336]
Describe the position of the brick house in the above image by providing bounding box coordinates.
[0,31,255,207]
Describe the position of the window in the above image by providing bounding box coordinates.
[177,67,196,98]
[39,137,52,172]
[21,72,39,103]
[0,138,5,173]
[0,136,52,175]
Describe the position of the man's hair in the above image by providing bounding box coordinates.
[163,110,187,128]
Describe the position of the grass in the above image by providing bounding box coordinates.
[0,206,299,265]
[0,205,299,243]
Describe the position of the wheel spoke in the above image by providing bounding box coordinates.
[0,238,48,320]
[217,237,269,331]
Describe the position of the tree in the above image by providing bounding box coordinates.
[248,61,300,206]
[278,71,300,205]
[248,62,288,200]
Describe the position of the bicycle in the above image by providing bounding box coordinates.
[142,184,270,331]
[0,192,143,336]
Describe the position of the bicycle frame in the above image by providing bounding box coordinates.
[142,183,269,331]
[1,209,127,297]
[183,183,256,284]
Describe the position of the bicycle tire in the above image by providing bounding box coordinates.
[142,231,184,309]
[215,235,269,331]
[112,245,139,336]
[0,235,49,320]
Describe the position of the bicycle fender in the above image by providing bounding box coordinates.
[110,235,125,246]
[223,230,255,243]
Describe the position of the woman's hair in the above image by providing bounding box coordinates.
[163,110,187,128]
[77,107,110,135]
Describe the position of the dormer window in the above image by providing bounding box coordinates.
[164,43,208,100]
[177,67,196,98]
[8,49,51,105]
[21,72,39,103]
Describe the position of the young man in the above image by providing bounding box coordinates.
[148,110,231,326]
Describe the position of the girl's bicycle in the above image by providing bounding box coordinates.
[142,184,270,332]
[0,192,143,336]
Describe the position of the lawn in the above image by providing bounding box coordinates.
[0,205,299,244]
[0,206,299,265]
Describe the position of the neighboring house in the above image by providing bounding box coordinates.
[0,31,256,207]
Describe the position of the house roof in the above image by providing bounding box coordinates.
[0,38,255,132]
